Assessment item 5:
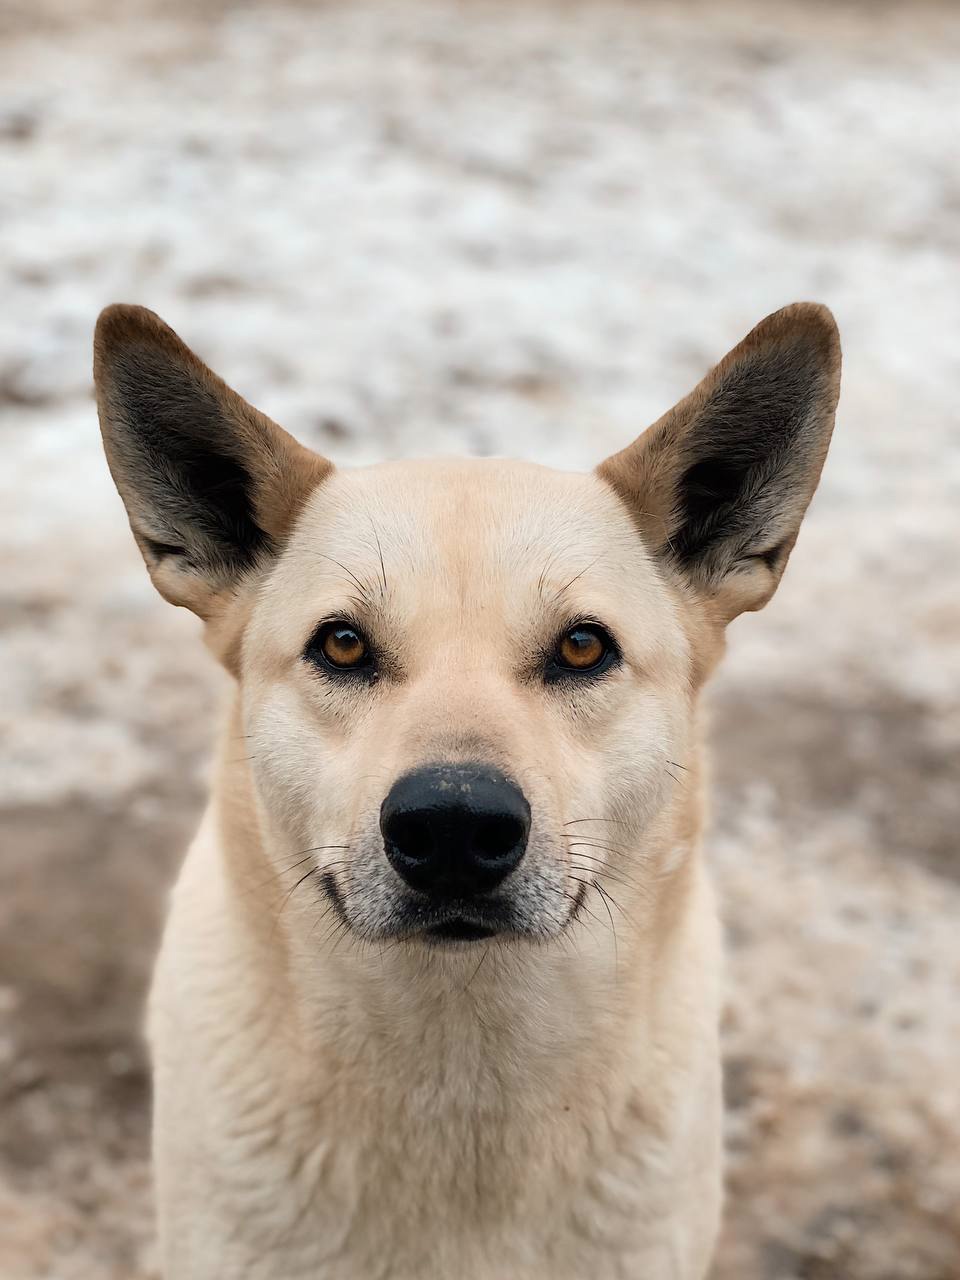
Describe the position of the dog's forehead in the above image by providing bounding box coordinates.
[257,454,687,687]
[289,457,653,599]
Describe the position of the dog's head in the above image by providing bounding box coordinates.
[94,304,839,950]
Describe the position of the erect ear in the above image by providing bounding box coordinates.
[597,303,841,623]
[94,305,331,620]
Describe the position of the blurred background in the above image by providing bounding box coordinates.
[2,1,959,1276]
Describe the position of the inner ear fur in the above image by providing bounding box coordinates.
[94,304,331,620]
[597,302,841,622]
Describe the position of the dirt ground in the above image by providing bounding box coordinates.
[2,1,959,1276]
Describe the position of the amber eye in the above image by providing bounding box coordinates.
[549,623,618,679]
[558,626,606,669]
[306,621,373,673]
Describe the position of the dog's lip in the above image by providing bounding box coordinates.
[320,873,516,945]
[423,919,500,943]
[394,895,513,943]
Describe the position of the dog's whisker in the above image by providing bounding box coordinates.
[566,881,609,941]
[248,855,317,891]
[285,843,353,862]
[562,817,630,828]
[568,858,643,894]
[565,837,630,859]
[592,878,619,969]
[242,850,351,896]
[593,880,641,932]
[277,866,321,918]
[569,866,650,906]
[252,853,352,890]
[576,849,660,901]
[564,834,627,849]
[461,946,490,995]
[566,852,637,882]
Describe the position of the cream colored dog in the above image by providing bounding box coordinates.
[94,301,840,1280]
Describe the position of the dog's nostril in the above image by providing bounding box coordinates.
[380,764,530,899]
[383,811,433,865]
[474,813,526,864]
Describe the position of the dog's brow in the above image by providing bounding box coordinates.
[312,552,384,607]
[363,514,389,596]
[548,554,605,604]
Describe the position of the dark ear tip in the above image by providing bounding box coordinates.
[774,299,839,341]
[94,304,187,373]
[747,301,841,369]
[96,302,164,341]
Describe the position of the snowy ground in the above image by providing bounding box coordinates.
[2,1,959,1276]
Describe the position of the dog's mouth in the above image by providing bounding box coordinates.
[321,870,511,944]
[424,919,500,943]
[400,897,514,946]
[321,871,585,947]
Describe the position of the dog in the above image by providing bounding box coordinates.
[94,301,840,1279]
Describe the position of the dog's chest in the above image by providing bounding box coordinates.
[194,1047,712,1280]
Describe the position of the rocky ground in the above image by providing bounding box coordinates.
[1,1,959,1276]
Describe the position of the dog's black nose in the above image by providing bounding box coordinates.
[380,765,530,899]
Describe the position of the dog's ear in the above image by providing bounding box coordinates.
[597,303,840,622]
[94,305,330,619]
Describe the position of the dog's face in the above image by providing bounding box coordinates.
[94,304,839,950]
[243,459,690,944]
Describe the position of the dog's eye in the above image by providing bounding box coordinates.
[548,623,619,679]
[305,621,373,673]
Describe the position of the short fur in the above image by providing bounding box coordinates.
[94,302,840,1280]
